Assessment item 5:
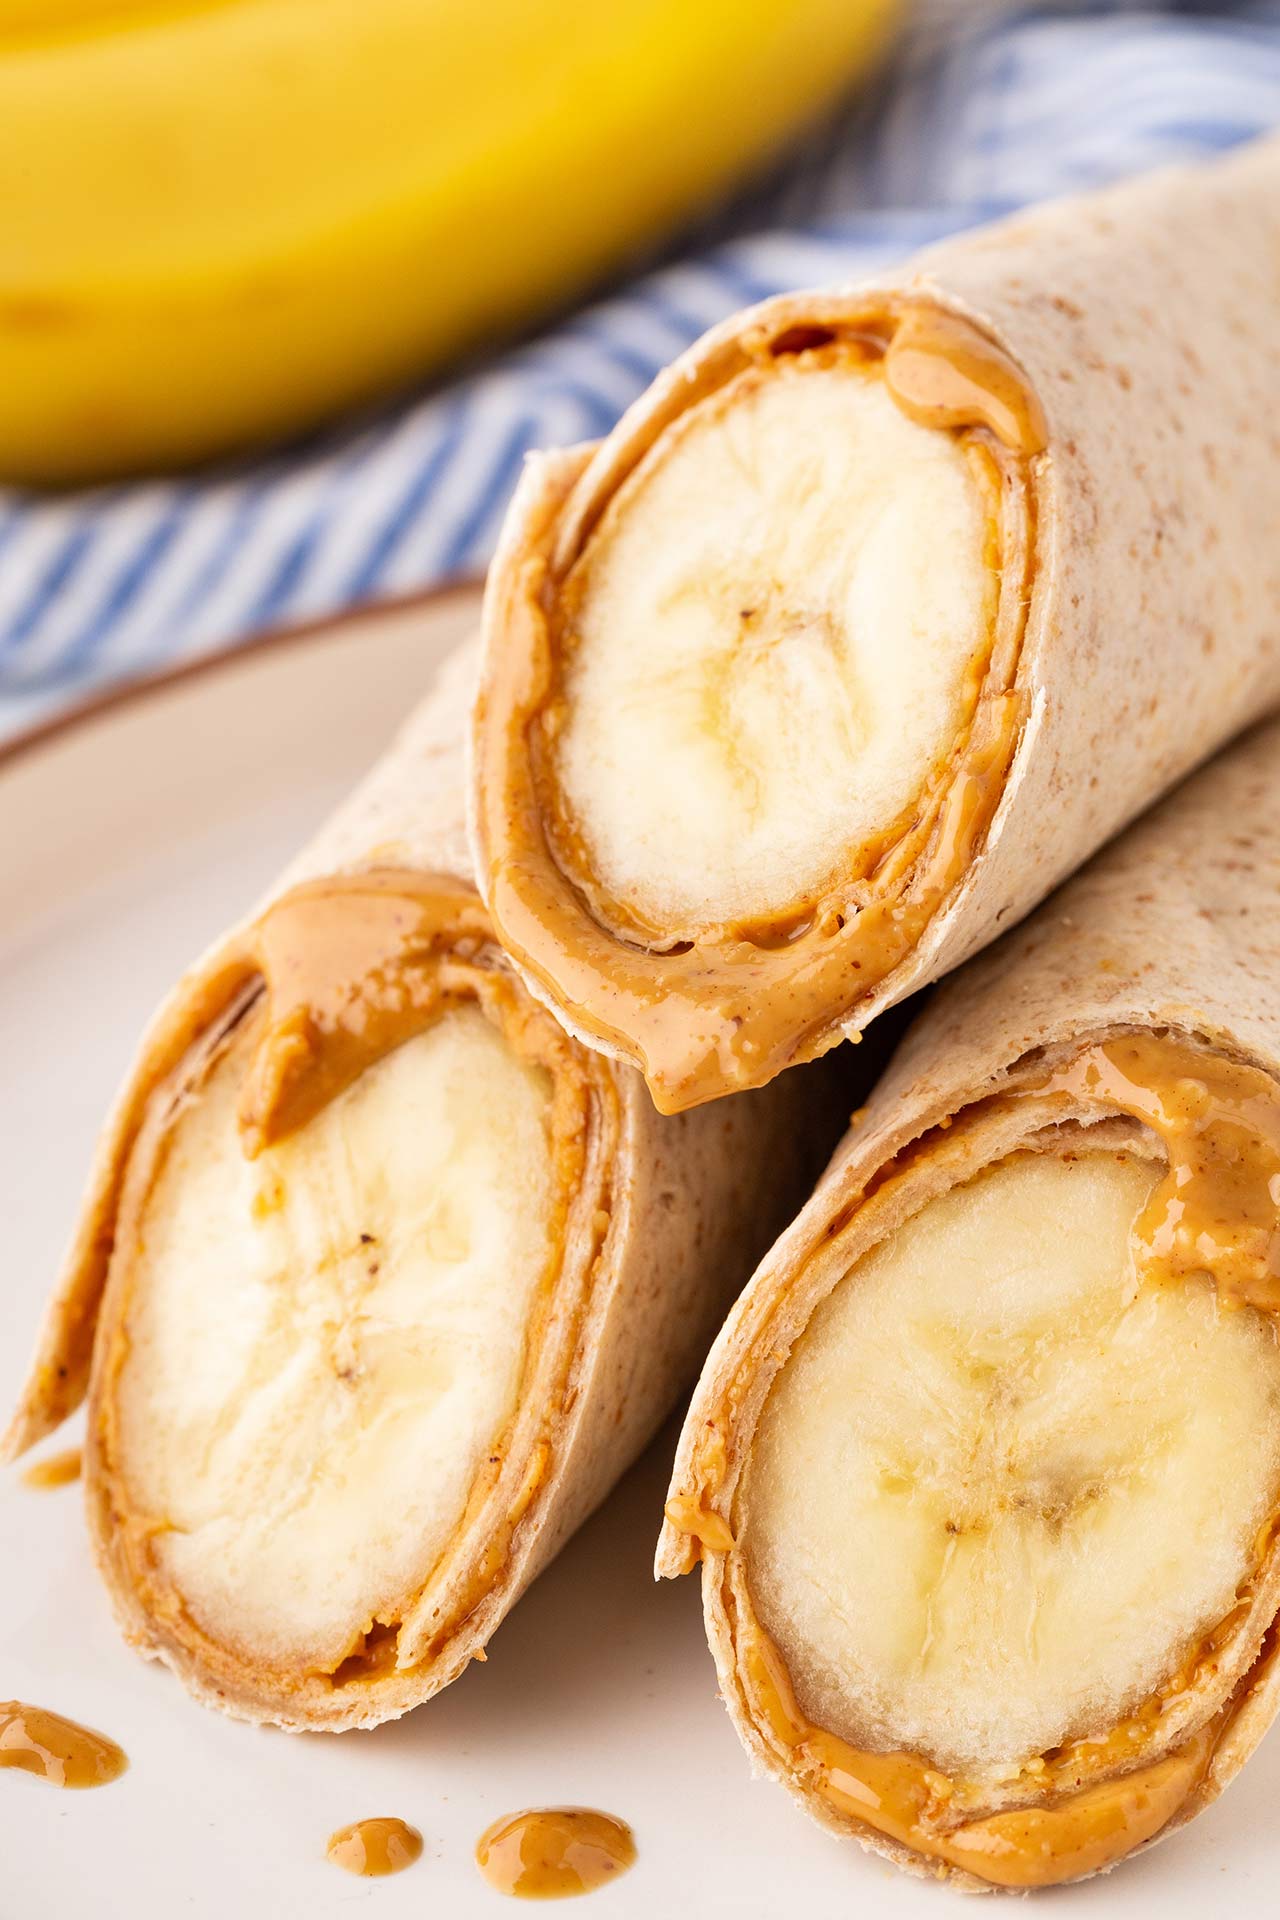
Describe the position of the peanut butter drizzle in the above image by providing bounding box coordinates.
[739,1625,1220,1890]
[21,1446,81,1490]
[475,1807,636,1900]
[695,1029,1280,1885]
[0,1703,127,1788]
[326,1816,423,1877]
[479,304,1041,1114]
[237,870,492,1155]
[1043,1033,1280,1310]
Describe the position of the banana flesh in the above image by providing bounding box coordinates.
[743,1147,1280,1781]
[102,1000,556,1675]
[556,361,989,934]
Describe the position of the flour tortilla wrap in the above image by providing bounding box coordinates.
[656,717,1280,1889]
[4,639,844,1732]
[472,135,1280,1116]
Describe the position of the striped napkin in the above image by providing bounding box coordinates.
[2,0,1278,737]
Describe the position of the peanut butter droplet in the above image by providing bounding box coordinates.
[476,1807,636,1899]
[326,1816,423,1876]
[0,1703,127,1788]
[21,1447,82,1490]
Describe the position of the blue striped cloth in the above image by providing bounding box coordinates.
[3,0,1279,736]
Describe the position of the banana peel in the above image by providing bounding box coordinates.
[0,0,899,485]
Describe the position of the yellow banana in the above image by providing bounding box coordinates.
[0,0,899,486]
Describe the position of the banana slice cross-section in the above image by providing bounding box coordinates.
[554,355,994,933]
[747,1146,1280,1780]
[101,995,566,1683]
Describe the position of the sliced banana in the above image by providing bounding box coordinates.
[99,999,558,1676]
[553,355,990,933]
[743,1145,1280,1782]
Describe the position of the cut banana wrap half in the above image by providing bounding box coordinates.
[472,135,1280,1114]
[3,640,845,1732]
[657,715,1280,1890]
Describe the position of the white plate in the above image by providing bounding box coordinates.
[1,588,1276,1918]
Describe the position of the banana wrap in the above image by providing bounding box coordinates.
[658,717,1280,1889]
[3,640,843,1731]
[472,136,1280,1114]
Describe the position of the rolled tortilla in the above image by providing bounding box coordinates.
[472,135,1280,1115]
[657,715,1280,1889]
[3,640,845,1732]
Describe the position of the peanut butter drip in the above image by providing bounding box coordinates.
[476,1807,636,1900]
[326,1817,423,1877]
[21,1446,81,1490]
[479,304,1038,1113]
[884,307,1048,455]
[1045,1033,1280,1310]
[740,1627,1218,1890]
[0,1703,127,1789]
[238,870,492,1155]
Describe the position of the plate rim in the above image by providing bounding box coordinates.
[0,574,485,775]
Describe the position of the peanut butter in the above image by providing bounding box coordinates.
[477,304,1041,1113]
[884,307,1049,456]
[663,1490,735,1554]
[238,870,492,1155]
[739,1623,1221,1889]
[475,1807,636,1899]
[21,1446,81,1490]
[664,1421,735,1560]
[1044,1033,1280,1310]
[0,1703,127,1788]
[326,1816,422,1876]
